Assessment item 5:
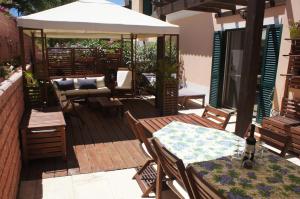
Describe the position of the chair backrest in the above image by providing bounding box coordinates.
[151,138,194,198]
[202,105,231,130]
[117,69,132,89]
[135,122,158,161]
[186,166,222,199]
[259,124,289,156]
[125,111,142,142]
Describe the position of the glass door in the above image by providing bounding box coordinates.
[222,29,245,109]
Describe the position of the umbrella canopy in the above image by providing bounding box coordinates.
[17,0,180,38]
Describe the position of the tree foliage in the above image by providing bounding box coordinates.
[10,0,75,14]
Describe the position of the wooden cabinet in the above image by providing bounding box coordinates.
[20,107,66,163]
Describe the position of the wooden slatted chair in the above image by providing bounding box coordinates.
[259,116,300,156]
[125,111,157,197]
[151,138,194,199]
[289,126,300,157]
[186,165,223,199]
[201,105,231,130]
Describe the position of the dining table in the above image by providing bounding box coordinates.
[138,115,300,199]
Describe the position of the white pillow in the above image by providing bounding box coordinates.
[117,70,132,89]
[86,76,105,88]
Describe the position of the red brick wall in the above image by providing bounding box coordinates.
[0,12,32,62]
[0,70,24,199]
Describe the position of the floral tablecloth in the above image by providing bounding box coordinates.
[190,152,300,199]
[153,121,245,166]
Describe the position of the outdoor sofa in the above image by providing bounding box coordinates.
[50,75,111,99]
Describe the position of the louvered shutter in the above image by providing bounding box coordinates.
[143,0,152,16]
[256,25,283,123]
[209,31,225,107]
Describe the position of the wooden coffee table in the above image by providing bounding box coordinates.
[89,97,124,117]
[20,107,66,164]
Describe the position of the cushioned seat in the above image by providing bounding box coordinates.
[51,76,111,99]
[62,89,90,96]
[115,70,132,90]
[88,87,111,95]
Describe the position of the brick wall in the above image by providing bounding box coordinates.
[0,70,24,199]
[0,12,31,62]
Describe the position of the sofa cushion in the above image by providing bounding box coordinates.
[88,87,111,95]
[116,70,132,89]
[78,79,97,89]
[87,76,105,88]
[55,79,74,91]
[63,89,90,96]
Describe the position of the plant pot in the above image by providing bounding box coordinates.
[290,29,300,39]
[0,77,5,84]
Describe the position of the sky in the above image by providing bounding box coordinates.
[9,0,125,16]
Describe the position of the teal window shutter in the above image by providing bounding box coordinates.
[143,0,152,16]
[209,31,225,108]
[256,25,283,123]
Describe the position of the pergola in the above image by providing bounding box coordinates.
[153,0,286,136]
[16,0,180,113]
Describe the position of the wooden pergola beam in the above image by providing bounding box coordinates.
[235,0,266,137]
[154,0,285,16]
[188,6,221,14]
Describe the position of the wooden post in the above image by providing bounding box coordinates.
[130,34,135,94]
[176,34,180,79]
[41,30,45,69]
[156,15,166,109]
[121,34,124,66]
[235,0,266,137]
[31,32,36,74]
[19,27,26,71]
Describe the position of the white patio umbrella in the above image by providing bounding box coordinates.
[17,0,180,38]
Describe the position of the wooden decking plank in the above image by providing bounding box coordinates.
[21,98,161,180]
[104,142,125,170]
[127,140,149,166]
[116,141,139,168]
[65,117,80,176]
[87,110,115,171]
[70,116,92,174]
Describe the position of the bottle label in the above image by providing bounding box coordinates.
[245,144,255,154]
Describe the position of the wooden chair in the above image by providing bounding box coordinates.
[113,68,135,97]
[125,111,142,142]
[151,138,194,199]
[186,165,223,199]
[289,126,300,157]
[259,116,299,156]
[201,105,231,130]
[125,111,157,197]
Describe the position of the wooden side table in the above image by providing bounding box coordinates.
[20,107,66,164]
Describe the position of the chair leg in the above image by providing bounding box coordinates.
[141,183,156,198]
[156,163,163,199]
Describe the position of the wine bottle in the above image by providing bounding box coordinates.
[242,124,256,168]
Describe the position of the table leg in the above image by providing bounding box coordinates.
[156,162,163,199]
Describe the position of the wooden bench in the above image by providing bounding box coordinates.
[20,107,66,164]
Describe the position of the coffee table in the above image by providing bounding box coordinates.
[89,97,124,117]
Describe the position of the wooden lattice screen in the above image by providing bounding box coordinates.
[47,48,121,77]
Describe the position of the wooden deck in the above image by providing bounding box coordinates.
[21,98,159,180]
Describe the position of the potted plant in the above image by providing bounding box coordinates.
[289,21,300,39]
[24,71,39,87]
[156,59,179,115]
[0,66,8,83]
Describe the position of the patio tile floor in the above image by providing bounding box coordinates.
[19,169,179,199]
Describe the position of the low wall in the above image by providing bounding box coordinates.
[0,70,24,199]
